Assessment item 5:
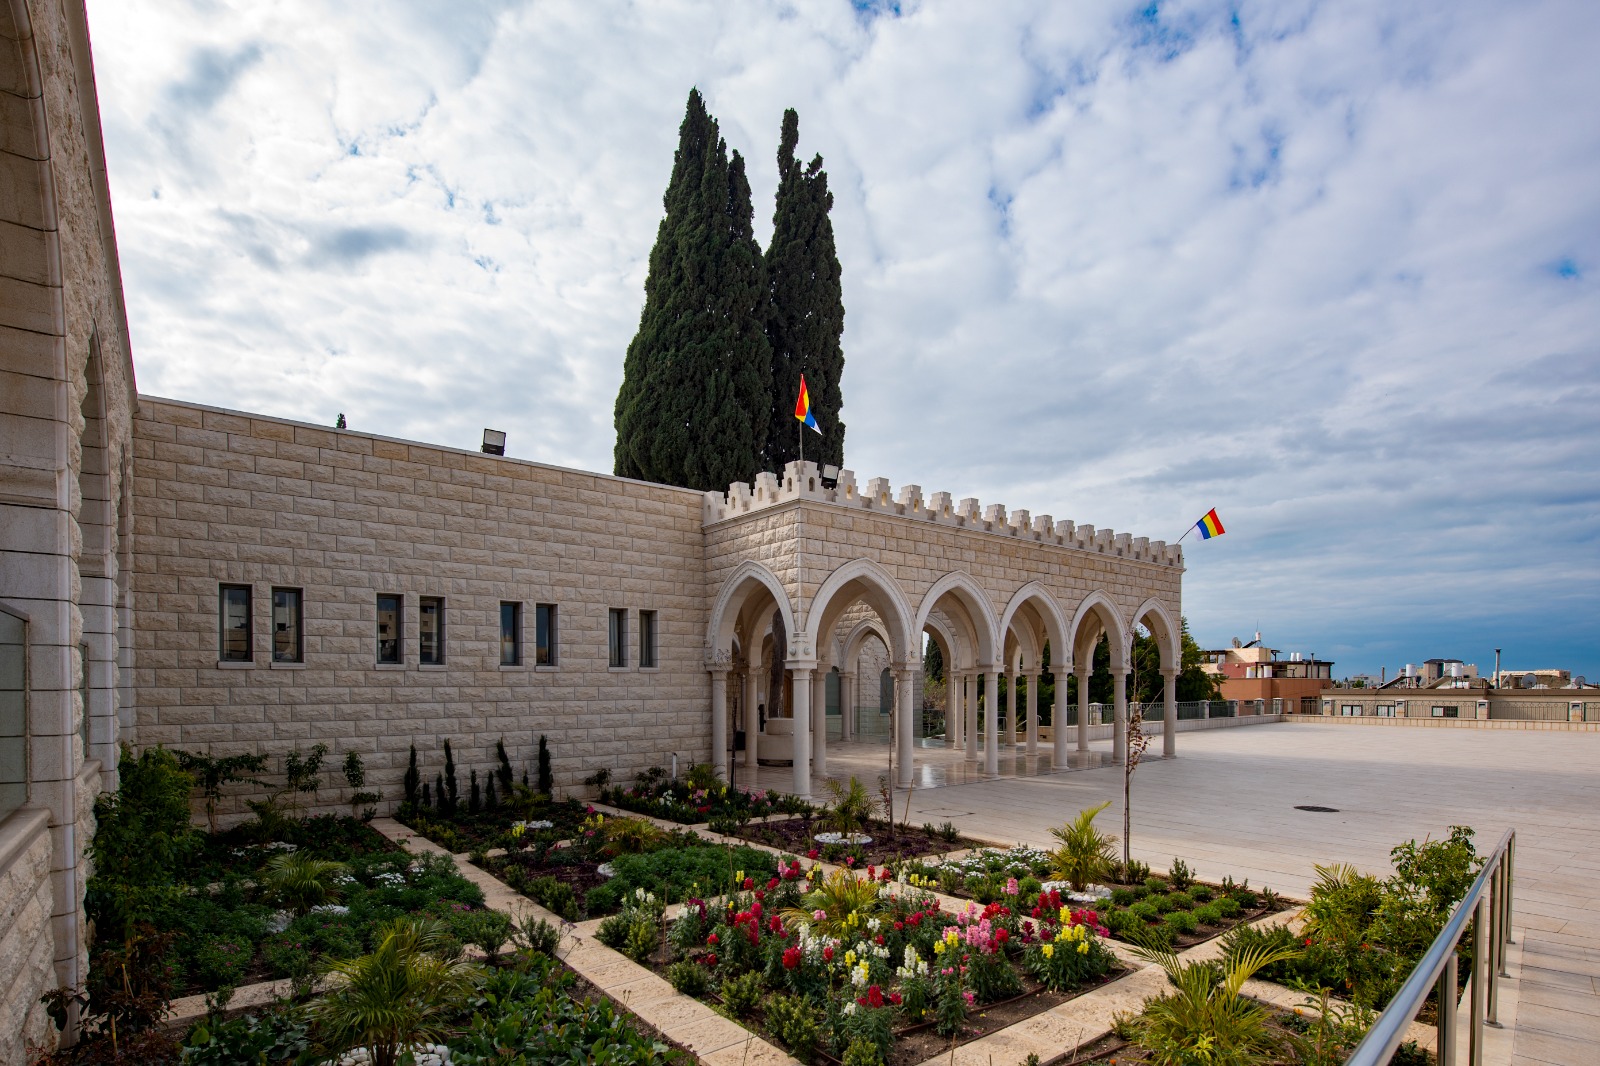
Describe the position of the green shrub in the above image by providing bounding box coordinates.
[188,934,253,989]
[1144,875,1167,894]
[524,876,580,922]
[1110,886,1138,907]
[1151,893,1176,915]
[842,1037,885,1066]
[667,960,710,996]
[1166,910,1197,935]
[1168,858,1194,891]
[451,908,514,963]
[1127,901,1161,923]
[719,970,764,1016]
[1165,890,1194,912]
[1230,887,1259,909]
[1188,884,1214,903]
[1192,903,1223,926]
[764,994,822,1060]
[1215,896,1243,919]
[182,1007,311,1066]
[1049,801,1118,891]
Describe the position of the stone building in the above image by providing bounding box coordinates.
[0,0,137,1056]
[0,2,1187,1052]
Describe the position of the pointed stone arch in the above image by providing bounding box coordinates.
[1068,590,1129,670]
[803,557,916,664]
[1130,597,1181,671]
[913,571,1001,668]
[999,581,1069,672]
[708,560,797,662]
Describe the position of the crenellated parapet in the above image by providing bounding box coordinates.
[703,461,1184,568]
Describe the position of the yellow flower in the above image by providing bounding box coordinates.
[735,870,744,883]
[934,940,946,955]
[845,950,856,966]
[1041,944,1054,959]
[1078,941,1090,955]
[1059,905,1071,925]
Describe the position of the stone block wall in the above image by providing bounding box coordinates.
[0,810,53,1065]
[130,397,713,814]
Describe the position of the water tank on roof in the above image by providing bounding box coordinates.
[1447,662,1463,678]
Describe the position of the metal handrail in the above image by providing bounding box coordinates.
[1345,828,1515,1066]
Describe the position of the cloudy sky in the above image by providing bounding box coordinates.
[84,0,1599,679]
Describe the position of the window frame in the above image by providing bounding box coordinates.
[218,584,253,663]
[271,587,304,664]
[0,602,28,821]
[535,602,557,667]
[608,608,628,669]
[638,609,657,669]
[376,593,403,665]
[500,602,523,667]
[419,596,445,666]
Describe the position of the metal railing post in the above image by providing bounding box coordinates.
[1438,950,1458,1065]
[1488,862,1501,1025]
[1470,896,1486,1066]
[1504,835,1515,945]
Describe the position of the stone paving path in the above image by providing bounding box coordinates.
[881,721,1600,1066]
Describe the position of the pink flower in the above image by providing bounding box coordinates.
[1005,877,1019,896]
[963,990,976,1006]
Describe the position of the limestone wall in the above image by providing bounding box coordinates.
[0,811,53,1065]
[130,397,713,813]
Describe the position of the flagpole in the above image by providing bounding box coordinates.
[1177,525,1194,543]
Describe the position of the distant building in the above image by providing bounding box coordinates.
[1493,669,1588,690]
[1316,676,1600,722]
[1199,635,1333,712]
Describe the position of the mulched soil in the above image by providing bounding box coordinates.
[397,799,592,851]
[727,816,979,866]
[484,850,611,908]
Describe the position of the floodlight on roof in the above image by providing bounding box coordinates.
[820,464,840,489]
[481,429,506,456]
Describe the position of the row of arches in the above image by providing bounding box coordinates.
[706,558,1184,798]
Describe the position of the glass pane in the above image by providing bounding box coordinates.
[501,603,519,665]
[609,609,626,668]
[220,587,251,661]
[273,588,302,662]
[420,599,442,664]
[536,604,553,666]
[639,611,656,668]
[376,595,400,663]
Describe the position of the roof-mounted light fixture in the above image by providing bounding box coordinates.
[820,464,840,490]
[481,429,506,456]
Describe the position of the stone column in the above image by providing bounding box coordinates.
[1076,666,1090,753]
[1026,673,1039,755]
[984,669,1001,777]
[1053,668,1070,765]
[1113,669,1128,765]
[710,666,729,781]
[840,671,854,740]
[964,673,978,762]
[896,666,917,789]
[1005,672,1019,747]
[1162,667,1178,758]
[946,667,960,747]
[812,670,829,777]
[744,667,760,768]
[790,664,814,800]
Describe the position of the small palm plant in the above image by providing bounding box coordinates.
[262,853,348,916]
[308,918,477,1066]
[782,868,884,937]
[1130,940,1303,1066]
[1049,800,1118,892]
[821,776,882,839]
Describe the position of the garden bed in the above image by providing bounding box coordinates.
[902,846,1293,951]
[598,771,812,825]
[480,819,783,921]
[594,857,1127,1066]
[156,815,490,997]
[394,795,593,853]
[728,814,980,866]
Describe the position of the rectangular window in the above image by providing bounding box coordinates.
[1376,704,1395,717]
[272,588,303,663]
[0,608,26,820]
[1340,704,1362,717]
[535,603,557,666]
[419,597,444,665]
[639,610,657,668]
[376,594,401,664]
[219,584,252,662]
[608,608,628,668]
[1432,705,1459,718]
[500,602,522,666]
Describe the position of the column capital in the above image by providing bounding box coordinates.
[786,659,818,674]
[1074,664,1091,677]
[893,661,920,677]
[1161,666,1178,678]
[706,662,732,677]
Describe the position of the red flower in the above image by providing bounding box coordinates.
[807,849,820,860]
[889,991,903,1005]
[995,928,1010,944]
[867,985,885,1009]
[744,876,755,890]
[874,934,885,946]
[767,877,780,891]
[867,865,876,878]
[823,946,834,962]
[704,953,717,967]
[707,933,719,946]
[783,946,802,970]
[894,921,904,932]
[770,915,785,934]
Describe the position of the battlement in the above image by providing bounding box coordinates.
[703,461,1184,568]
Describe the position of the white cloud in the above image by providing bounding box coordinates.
[86,0,1600,676]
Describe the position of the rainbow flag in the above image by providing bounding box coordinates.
[1194,508,1226,540]
[794,374,822,433]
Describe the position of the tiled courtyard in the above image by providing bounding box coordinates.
[754,721,1598,1065]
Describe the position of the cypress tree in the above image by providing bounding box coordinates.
[614,89,772,490]
[764,109,846,472]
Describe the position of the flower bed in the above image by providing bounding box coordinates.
[597,860,1124,1065]
[729,815,979,867]
[395,796,592,854]
[480,811,782,921]
[598,776,811,825]
[157,820,490,997]
[900,846,1291,951]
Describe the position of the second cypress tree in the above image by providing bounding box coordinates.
[614,89,772,491]
[764,109,846,472]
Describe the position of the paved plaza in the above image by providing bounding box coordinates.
[751,721,1599,1065]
